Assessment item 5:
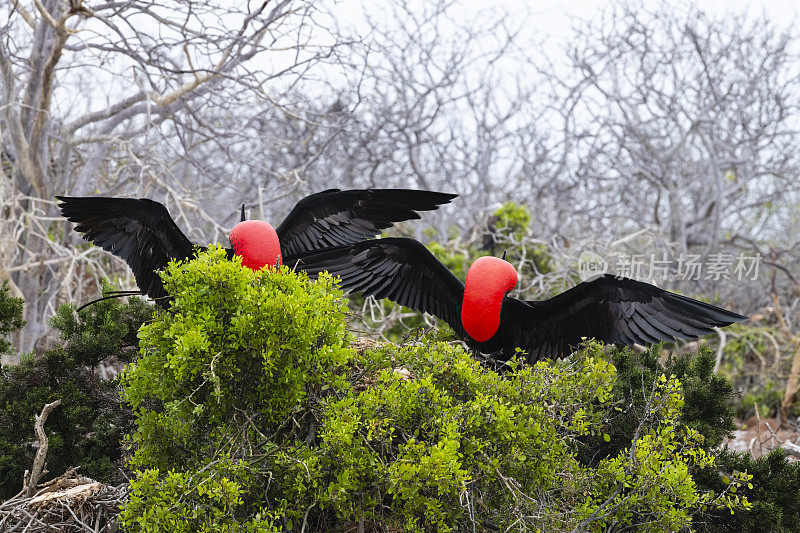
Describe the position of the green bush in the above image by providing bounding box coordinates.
[694,448,800,532]
[0,280,24,359]
[119,247,746,532]
[577,343,800,532]
[579,344,737,465]
[120,246,351,531]
[492,201,531,239]
[487,202,552,276]
[49,283,154,369]
[313,342,616,531]
[0,292,152,498]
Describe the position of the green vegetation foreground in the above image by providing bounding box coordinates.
[118,248,747,531]
[2,251,800,531]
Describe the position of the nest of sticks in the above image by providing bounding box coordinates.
[0,400,128,532]
[0,469,128,533]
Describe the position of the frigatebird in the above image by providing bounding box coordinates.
[57,190,456,308]
[296,238,748,363]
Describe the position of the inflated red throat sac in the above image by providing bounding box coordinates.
[461,256,518,342]
[229,220,282,271]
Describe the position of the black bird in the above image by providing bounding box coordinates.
[57,190,456,308]
[296,237,747,363]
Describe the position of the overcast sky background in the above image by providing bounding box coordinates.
[321,0,799,95]
[341,0,799,34]
[433,0,798,31]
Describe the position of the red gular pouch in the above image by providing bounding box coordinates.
[229,220,282,271]
[461,256,518,342]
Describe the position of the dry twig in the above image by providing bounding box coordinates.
[25,400,61,497]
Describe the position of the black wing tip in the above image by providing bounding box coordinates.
[425,190,459,201]
[730,312,750,323]
[366,189,458,206]
[56,195,103,202]
[55,195,114,210]
[668,292,748,325]
[56,195,90,217]
[55,195,84,207]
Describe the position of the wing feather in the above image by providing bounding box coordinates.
[276,189,457,256]
[291,238,466,335]
[502,274,746,362]
[57,196,197,306]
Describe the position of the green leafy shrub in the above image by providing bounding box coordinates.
[49,282,154,369]
[486,202,552,275]
[120,246,351,531]
[312,342,617,531]
[578,372,746,532]
[0,293,152,498]
[575,343,800,532]
[124,459,282,533]
[0,280,24,359]
[579,344,737,465]
[119,247,746,532]
[492,201,531,239]
[694,448,800,532]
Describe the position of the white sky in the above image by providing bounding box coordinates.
[336,0,799,50]
[330,0,799,79]
[456,0,799,29]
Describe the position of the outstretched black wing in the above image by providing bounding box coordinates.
[57,196,197,305]
[501,274,748,362]
[276,189,457,257]
[293,237,466,336]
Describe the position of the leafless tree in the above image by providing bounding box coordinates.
[182,0,556,232]
[553,4,800,269]
[319,1,554,231]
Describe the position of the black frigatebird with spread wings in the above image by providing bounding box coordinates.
[57,189,457,308]
[296,237,747,363]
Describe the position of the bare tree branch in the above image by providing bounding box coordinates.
[24,399,62,497]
